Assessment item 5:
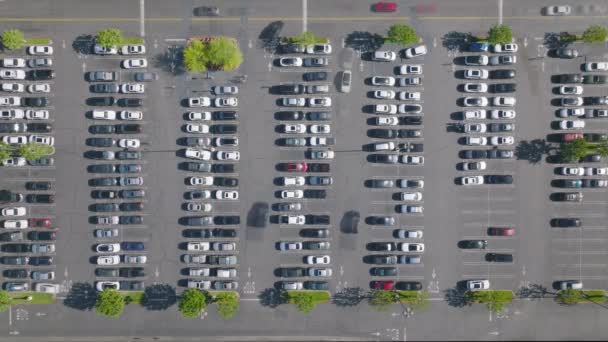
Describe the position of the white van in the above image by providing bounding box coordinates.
[372,142,396,151]
[92,110,116,120]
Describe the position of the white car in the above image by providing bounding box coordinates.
[560,167,585,176]
[464,83,488,93]
[490,136,514,146]
[27,84,50,93]
[373,90,395,99]
[93,44,118,55]
[585,167,608,176]
[118,138,140,148]
[186,203,212,212]
[188,97,211,107]
[404,45,428,58]
[2,58,25,68]
[372,51,396,61]
[215,97,238,107]
[96,255,120,265]
[121,83,145,93]
[559,120,585,130]
[1,207,26,216]
[375,116,399,126]
[308,268,332,277]
[2,135,27,145]
[187,242,210,251]
[460,175,484,186]
[310,150,334,159]
[120,111,143,120]
[119,176,143,186]
[2,83,24,93]
[122,58,148,69]
[187,112,211,121]
[465,136,487,146]
[280,215,305,225]
[462,161,487,171]
[493,43,518,53]
[28,58,52,68]
[189,176,213,186]
[0,69,26,80]
[2,219,27,229]
[2,157,26,167]
[559,108,584,117]
[212,86,238,95]
[584,62,608,71]
[398,242,425,252]
[29,135,54,146]
[35,283,60,294]
[464,110,487,120]
[398,179,424,188]
[306,255,330,264]
[185,124,210,133]
[398,91,421,101]
[0,109,25,120]
[279,57,303,67]
[396,229,423,239]
[559,85,583,95]
[0,96,20,106]
[467,279,490,290]
[400,192,423,201]
[464,69,488,80]
[281,97,306,107]
[92,110,116,120]
[374,104,398,114]
[281,190,303,199]
[121,45,146,55]
[216,151,240,161]
[284,124,306,134]
[282,176,305,186]
[371,76,396,86]
[308,97,331,107]
[306,44,332,54]
[28,46,53,55]
[96,243,121,253]
[463,97,488,107]
[400,155,424,165]
[25,110,48,120]
[185,148,211,160]
[399,64,422,75]
[492,96,516,107]
[215,190,239,200]
[310,124,331,133]
[490,109,515,119]
[464,123,487,133]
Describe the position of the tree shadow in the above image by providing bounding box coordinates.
[443,285,470,308]
[516,283,553,300]
[339,210,360,234]
[63,282,97,311]
[257,21,284,52]
[258,288,286,308]
[544,32,576,49]
[72,34,95,54]
[332,287,368,307]
[247,202,269,228]
[142,284,177,310]
[515,139,555,164]
[344,31,385,53]
[152,45,185,76]
[442,31,472,52]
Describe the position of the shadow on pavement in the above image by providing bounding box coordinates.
[515,139,555,164]
[332,287,368,307]
[142,284,177,310]
[257,21,283,52]
[441,31,472,52]
[344,31,385,53]
[443,284,470,308]
[63,282,97,311]
[258,288,286,308]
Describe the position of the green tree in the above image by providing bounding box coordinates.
[385,24,419,45]
[487,24,513,45]
[183,40,208,73]
[178,289,208,318]
[465,290,513,313]
[285,291,315,313]
[0,142,13,163]
[559,138,593,162]
[17,143,54,161]
[95,289,125,318]
[557,289,583,305]
[582,25,608,43]
[284,31,328,45]
[214,292,239,318]
[0,291,11,312]
[368,290,398,312]
[2,29,25,50]
[97,28,123,48]
[407,290,430,312]
[205,37,243,71]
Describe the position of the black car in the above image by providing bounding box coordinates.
[556,74,582,84]
[214,216,240,225]
[276,111,304,121]
[487,149,514,159]
[26,194,54,203]
[485,253,513,262]
[3,269,28,279]
[484,175,513,184]
[300,228,329,238]
[89,177,118,187]
[120,189,145,199]
[588,96,608,105]
[367,242,397,251]
[369,154,398,164]
[115,124,142,134]
[120,281,145,291]
[119,267,146,277]
[214,177,239,187]
[272,84,304,95]
[580,154,602,163]
[118,98,143,107]
[119,202,144,212]
[0,190,23,203]
[368,129,398,139]
[489,69,516,79]
[1,244,31,253]
[400,116,422,125]
[213,111,238,121]
[26,123,52,133]
[551,218,582,227]
[0,256,28,265]
[398,129,422,138]
[490,83,516,93]
[183,228,236,238]
[90,203,120,212]
[303,71,328,81]
[400,142,424,153]
[583,75,608,84]
[86,137,116,147]
[27,231,56,241]
[29,256,52,266]
[185,191,209,200]
[29,69,55,80]
[306,214,330,225]
[89,125,116,134]
[212,124,237,134]
[304,281,329,291]
[370,267,398,277]
[0,123,26,133]
[458,240,487,249]
[279,43,306,54]
[91,190,117,199]
[308,163,330,172]
[0,232,23,242]
[584,133,608,142]
[185,137,212,147]
[275,202,301,211]
[488,123,514,132]
[95,268,119,277]
[116,164,141,173]
[552,192,583,202]
[184,162,212,173]
[121,242,145,251]
[119,216,143,225]
[308,176,332,186]
[279,267,305,278]
[553,179,583,188]
[23,97,49,107]
[134,72,158,82]
[367,179,394,188]
[87,97,115,106]
[91,83,120,93]
[555,48,579,59]
[307,111,331,121]
[396,281,422,291]
[367,216,395,226]
[25,181,53,191]
[116,151,141,160]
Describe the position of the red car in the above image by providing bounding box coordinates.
[487,227,515,236]
[374,2,397,12]
[372,280,395,290]
[562,133,583,142]
[29,218,52,229]
[286,162,307,172]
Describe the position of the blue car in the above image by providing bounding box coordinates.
[120,242,145,251]
[469,42,489,52]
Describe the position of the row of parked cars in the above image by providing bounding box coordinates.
[180,84,241,292]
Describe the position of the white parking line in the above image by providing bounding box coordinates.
[462,274,514,279]
[461,209,516,215]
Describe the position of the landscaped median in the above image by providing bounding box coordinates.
[9,292,55,305]
[556,289,608,305]
[178,289,240,319]
[465,290,514,313]
[283,290,331,314]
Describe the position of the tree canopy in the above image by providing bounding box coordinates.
[183,40,208,72]
[0,291,11,311]
[559,138,595,162]
[385,24,419,45]
[487,24,513,45]
[2,29,25,50]
[214,292,240,318]
[95,289,125,318]
[0,142,12,163]
[97,28,123,48]
[557,289,583,305]
[283,31,329,45]
[582,25,608,43]
[178,289,208,318]
[183,37,243,72]
[368,290,398,312]
[17,143,54,161]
